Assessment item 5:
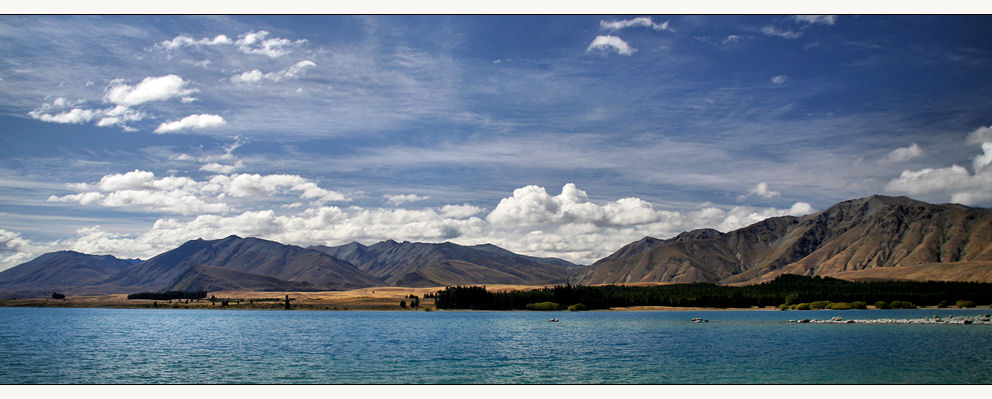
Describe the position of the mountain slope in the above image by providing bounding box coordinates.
[104,235,382,292]
[0,251,138,296]
[166,264,315,292]
[574,195,992,285]
[311,240,573,287]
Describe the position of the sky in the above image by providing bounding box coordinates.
[1,14,992,270]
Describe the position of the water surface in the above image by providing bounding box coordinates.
[2,307,991,384]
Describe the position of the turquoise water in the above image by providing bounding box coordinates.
[2,307,991,384]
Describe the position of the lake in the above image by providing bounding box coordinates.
[1,307,991,384]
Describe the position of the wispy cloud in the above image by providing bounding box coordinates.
[600,17,672,32]
[761,26,803,39]
[384,194,430,206]
[795,15,837,26]
[771,75,788,84]
[235,30,306,58]
[158,30,305,58]
[229,60,316,84]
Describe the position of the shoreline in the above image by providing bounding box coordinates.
[4,295,989,312]
[4,286,990,312]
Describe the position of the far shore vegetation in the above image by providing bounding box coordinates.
[434,274,992,311]
[5,275,992,311]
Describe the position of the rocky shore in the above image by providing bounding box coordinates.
[790,314,992,325]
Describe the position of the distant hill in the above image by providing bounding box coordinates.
[0,251,137,297]
[102,235,382,293]
[573,195,992,285]
[311,240,574,287]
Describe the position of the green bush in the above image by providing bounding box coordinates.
[851,301,868,309]
[889,300,917,309]
[874,301,890,309]
[525,302,561,310]
[955,300,976,308]
[827,302,852,310]
[567,303,587,311]
[810,300,831,310]
[937,300,949,308]
[793,303,811,310]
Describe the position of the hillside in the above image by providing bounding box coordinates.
[311,240,573,287]
[574,195,992,285]
[0,251,138,297]
[101,235,382,292]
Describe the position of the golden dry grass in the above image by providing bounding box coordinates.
[0,284,560,310]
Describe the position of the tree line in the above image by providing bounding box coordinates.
[127,291,208,300]
[434,274,992,310]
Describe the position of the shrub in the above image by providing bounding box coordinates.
[525,302,561,310]
[567,303,587,311]
[51,292,65,300]
[793,303,811,310]
[937,300,949,308]
[810,300,832,310]
[827,302,852,310]
[890,300,917,309]
[874,301,890,309]
[955,300,976,308]
[851,301,868,309]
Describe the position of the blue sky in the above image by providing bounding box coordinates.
[1,14,992,269]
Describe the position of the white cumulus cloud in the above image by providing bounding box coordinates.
[586,35,635,56]
[882,143,923,163]
[885,142,992,206]
[965,125,992,145]
[771,75,788,84]
[737,182,781,201]
[154,114,226,134]
[104,75,197,107]
[158,34,232,50]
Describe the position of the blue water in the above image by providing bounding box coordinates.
[1,307,991,384]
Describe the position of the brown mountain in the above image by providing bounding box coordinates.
[98,235,382,292]
[0,251,139,297]
[310,240,574,287]
[573,195,992,285]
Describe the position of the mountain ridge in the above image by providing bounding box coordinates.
[310,240,573,287]
[574,195,992,285]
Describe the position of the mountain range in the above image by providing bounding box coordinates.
[1,195,990,296]
[572,195,992,285]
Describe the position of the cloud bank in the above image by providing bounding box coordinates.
[885,127,992,206]
[6,181,817,270]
